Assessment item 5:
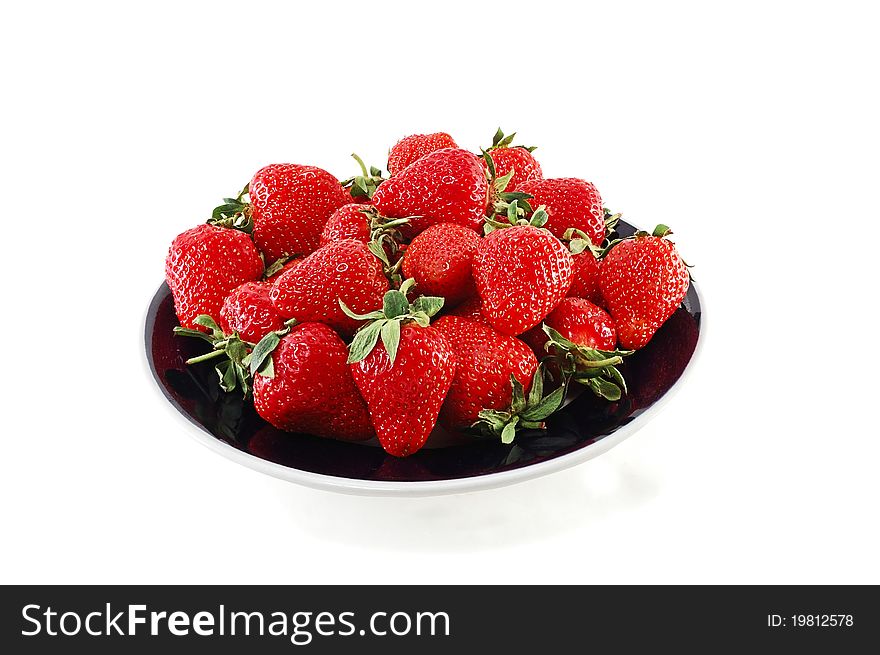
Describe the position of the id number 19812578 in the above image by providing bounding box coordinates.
[768,614,854,628]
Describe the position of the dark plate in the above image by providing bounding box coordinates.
[145,220,702,493]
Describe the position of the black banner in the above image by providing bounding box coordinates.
[1,585,875,653]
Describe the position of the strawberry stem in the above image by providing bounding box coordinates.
[341,154,386,200]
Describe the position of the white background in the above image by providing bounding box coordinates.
[2,1,877,584]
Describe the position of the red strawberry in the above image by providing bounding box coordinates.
[270,239,389,336]
[219,281,285,344]
[373,148,489,235]
[433,316,538,429]
[320,203,371,246]
[517,178,605,246]
[481,128,543,191]
[472,208,572,336]
[387,132,458,176]
[445,296,490,324]
[252,323,374,441]
[401,223,481,306]
[344,282,454,456]
[521,297,617,359]
[568,250,602,303]
[599,225,690,350]
[249,163,349,261]
[165,224,264,331]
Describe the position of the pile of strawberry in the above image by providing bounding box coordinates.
[165,130,691,457]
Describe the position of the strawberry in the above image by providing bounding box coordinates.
[252,323,374,441]
[320,203,372,246]
[387,132,458,176]
[270,239,389,337]
[516,178,605,246]
[343,280,454,456]
[472,206,572,336]
[480,128,543,191]
[599,225,690,350]
[433,316,540,429]
[372,148,489,235]
[401,223,481,307]
[165,223,264,331]
[558,228,603,303]
[519,297,630,400]
[219,281,285,344]
[568,251,602,302]
[248,163,350,262]
[521,297,617,358]
[445,296,490,324]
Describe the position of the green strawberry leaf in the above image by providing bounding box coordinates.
[530,205,549,228]
[172,326,215,344]
[339,299,385,322]
[528,367,544,406]
[234,362,250,397]
[482,149,496,178]
[382,289,410,319]
[501,417,519,445]
[216,360,237,393]
[249,330,281,377]
[590,376,622,402]
[257,354,274,379]
[569,238,589,255]
[507,199,520,223]
[520,384,566,421]
[510,375,526,414]
[348,320,385,363]
[263,256,292,278]
[493,168,515,193]
[410,311,431,328]
[412,295,445,317]
[499,191,533,203]
[193,315,222,336]
[380,319,401,366]
[652,224,672,238]
[606,365,628,395]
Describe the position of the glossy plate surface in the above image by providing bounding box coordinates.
[145,221,703,496]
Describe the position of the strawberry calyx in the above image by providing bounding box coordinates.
[542,325,633,401]
[208,184,253,234]
[472,366,567,444]
[604,207,622,236]
[173,315,255,397]
[341,153,386,200]
[361,206,416,287]
[597,223,683,259]
[562,227,603,258]
[483,127,538,154]
[341,278,444,366]
[483,150,534,218]
[483,203,550,236]
[173,315,298,395]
